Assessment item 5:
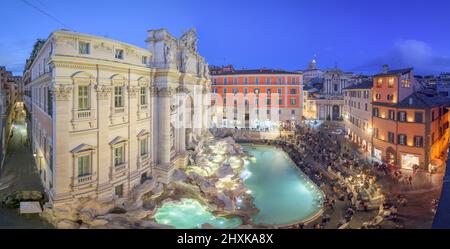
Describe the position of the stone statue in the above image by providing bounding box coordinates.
[164,43,172,65]
[203,63,209,78]
[179,29,198,53]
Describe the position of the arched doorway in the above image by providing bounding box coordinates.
[332,105,340,120]
[386,147,396,165]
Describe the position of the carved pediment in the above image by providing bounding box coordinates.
[70,143,96,154]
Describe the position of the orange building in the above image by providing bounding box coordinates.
[210,66,303,129]
[372,66,450,171]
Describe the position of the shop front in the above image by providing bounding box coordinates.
[400,153,420,170]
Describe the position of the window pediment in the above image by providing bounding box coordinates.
[137,130,150,138]
[109,136,128,146]
[71,143,96,154]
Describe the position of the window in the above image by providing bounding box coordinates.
[290,89,297,94]
[114,86,124,108]
[79,42,90,54]
[233,77,237,84]
[388,78,394,88]
[78,155,91,177]
[375,93,381,100]
[388,110,395,120]
[140,137,149,156]
[233,88,238,94]
[115,49,124,59]
[224,78,228,84]
[278,88,282,94]
[266,99,271,105]
[398,134,407,145]
[142,56,148,65]
[267,89,271,94]
[278,77,282,84]
[223,88,227,94]
[115,184,124,198]
[255,77,259,84]
[279,98,283,105]
[266,77,271,84]
[387,94,393,100]
[334,84,338,92]
[254,88,260,94]
[114,146,125,166]
[373,108,379,117]
[414,136,423,147]
[374,128,379,139]
[140,87,147,105]
[432,132,435,143]
[291,109,296,115]
[244,77,248,84]
[414,112,423,123]
[388,132,395,143]
[377,78,382,88]
[432,111,435,121]
[78,86,89,110]
[244,88,248,94]
[290,98,296,105]
[398,111,407,122]
[291,78,296,84]
[212,88,217,93]
[365,103,368,111]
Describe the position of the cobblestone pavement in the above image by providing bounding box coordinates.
[321,121,443,229]
[0,108,52,229]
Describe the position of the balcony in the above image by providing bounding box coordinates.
[77,174,92,184]
[114,163,127,173]
[140,104,148,110]
[114,107,125,114]
[75,109,94,120]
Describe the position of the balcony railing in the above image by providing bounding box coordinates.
[140,104,148,110]
[77,174,92,184]
[114,163,126,173]
[114,107,125,114]
[75,109,94,120]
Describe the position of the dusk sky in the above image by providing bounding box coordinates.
[1,0,450,76]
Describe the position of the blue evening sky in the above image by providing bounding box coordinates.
[1,0,450,75]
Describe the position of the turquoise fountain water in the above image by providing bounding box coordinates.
[241,144,323,226]
[154,198,242,229]
[154,144,323,228]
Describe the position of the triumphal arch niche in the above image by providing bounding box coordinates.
[147,28,211,183]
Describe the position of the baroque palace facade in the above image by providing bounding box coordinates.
[24,29,211,205]
[209,65,303,129]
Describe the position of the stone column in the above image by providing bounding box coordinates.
[52,84,73,204]
[156,87,172,174]
[95,84,113,201]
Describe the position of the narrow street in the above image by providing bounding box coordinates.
[0,105,52,228]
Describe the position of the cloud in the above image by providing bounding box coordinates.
[353,39,450,75]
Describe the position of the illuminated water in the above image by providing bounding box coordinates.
[154,144,323,228]
[242,144,324,226]
[153,198,242,229]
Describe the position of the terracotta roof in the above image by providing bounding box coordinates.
[373,91,450,109]
[343,80,373,90]
[210,68,301,76]
[373,68,413,77]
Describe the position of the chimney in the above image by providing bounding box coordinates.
[382,64,389,74]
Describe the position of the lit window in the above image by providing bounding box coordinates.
[388,78,394,88]
[377,78,382,88]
